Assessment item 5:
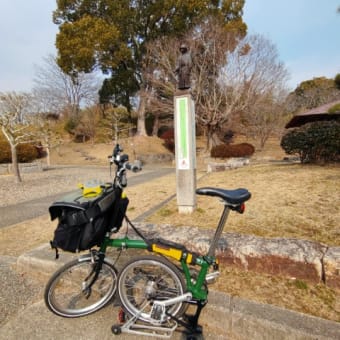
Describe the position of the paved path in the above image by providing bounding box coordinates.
[0,167,174,228]
[0,250,224,340]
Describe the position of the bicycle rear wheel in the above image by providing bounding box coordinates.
[117,255,188,324]
[44,255,117,317]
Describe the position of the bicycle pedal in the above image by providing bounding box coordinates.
[205,271,220,284]
[150,303,166,323]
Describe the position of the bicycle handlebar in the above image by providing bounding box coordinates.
[108,144,142,188]
[125,161,142,173]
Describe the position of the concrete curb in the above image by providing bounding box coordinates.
[0,161,43,175]
[17,242,340,340]
[206,291,340,339]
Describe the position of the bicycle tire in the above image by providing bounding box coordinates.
[44,256,117,318]
[117,254,188,324]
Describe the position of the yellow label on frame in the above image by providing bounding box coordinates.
[152,244,182,261]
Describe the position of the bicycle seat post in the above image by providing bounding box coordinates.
[207,204,230,257]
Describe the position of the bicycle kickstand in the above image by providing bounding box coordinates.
[167,299,206,340]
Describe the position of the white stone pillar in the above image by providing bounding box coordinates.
[174,91,196,213]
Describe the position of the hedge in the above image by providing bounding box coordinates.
[159,129,175,153]
[280,120,340,163]
[0,142,39,163]
[211,143,255,158]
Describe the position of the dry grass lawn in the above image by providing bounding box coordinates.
[139,163,340,246]
[1,135,339,322]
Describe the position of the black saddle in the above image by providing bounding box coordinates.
[196,187,251,205]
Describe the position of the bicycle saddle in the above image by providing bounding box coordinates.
[196,187,251,205]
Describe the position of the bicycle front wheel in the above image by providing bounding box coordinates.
[44,256,117,318]
[117,255,187,324]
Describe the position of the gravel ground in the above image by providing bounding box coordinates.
[0,256,43,328]
[0,166,118,207]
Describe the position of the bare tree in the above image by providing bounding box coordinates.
[143,22,249,148]
[224,34,289,148]
[33,54,102,117]
[242,92,288,149]
[141,24,289,150]
[0,92,35,182]
[31,113,63,167]
[143,38,178,136]
[73,107,98,143]
[190,21,243,150]
[103,106,131,144]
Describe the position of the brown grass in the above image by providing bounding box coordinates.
[0,215,55,257]
[49,136,172,165]
[126,163,340,246]
[215,267,339,322]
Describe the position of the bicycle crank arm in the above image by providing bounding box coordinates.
[151,293,192,323]
[155,292,192,308]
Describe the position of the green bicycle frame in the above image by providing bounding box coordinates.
[99,235,213,301]
[100,236,148,252]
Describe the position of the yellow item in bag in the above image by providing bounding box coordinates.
[78,180,103,198]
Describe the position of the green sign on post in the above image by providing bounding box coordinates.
[174,93,196,213]
[177,97,189,169]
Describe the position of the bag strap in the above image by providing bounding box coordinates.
[50,240,59,259]
[124,215,150,245]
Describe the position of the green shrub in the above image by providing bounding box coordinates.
[0,142,39,163]
[211,143,255,158]
[280,121,340,163]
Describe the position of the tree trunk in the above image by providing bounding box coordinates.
[136,91,147,136]
[114,119,119,144]
[46,146,51,167]
[206,127,223,152]
[152,112,160,136]
[11,144,22,183]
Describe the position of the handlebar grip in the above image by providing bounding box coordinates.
[126,161,142,173]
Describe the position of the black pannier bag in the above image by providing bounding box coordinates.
[49,186,128,253]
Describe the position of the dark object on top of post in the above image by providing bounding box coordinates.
[175,44,192,90]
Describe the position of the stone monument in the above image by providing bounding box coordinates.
[174,44,196,213]
[175,44,192,90]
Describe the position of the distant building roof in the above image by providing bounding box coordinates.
[285,100,340,128]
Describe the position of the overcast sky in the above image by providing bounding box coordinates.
[0,0,339,93]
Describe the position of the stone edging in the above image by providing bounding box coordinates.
[0,162,43,175]
[125,222,340,288]
[207,157,250,172]
[206,290,340,339]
